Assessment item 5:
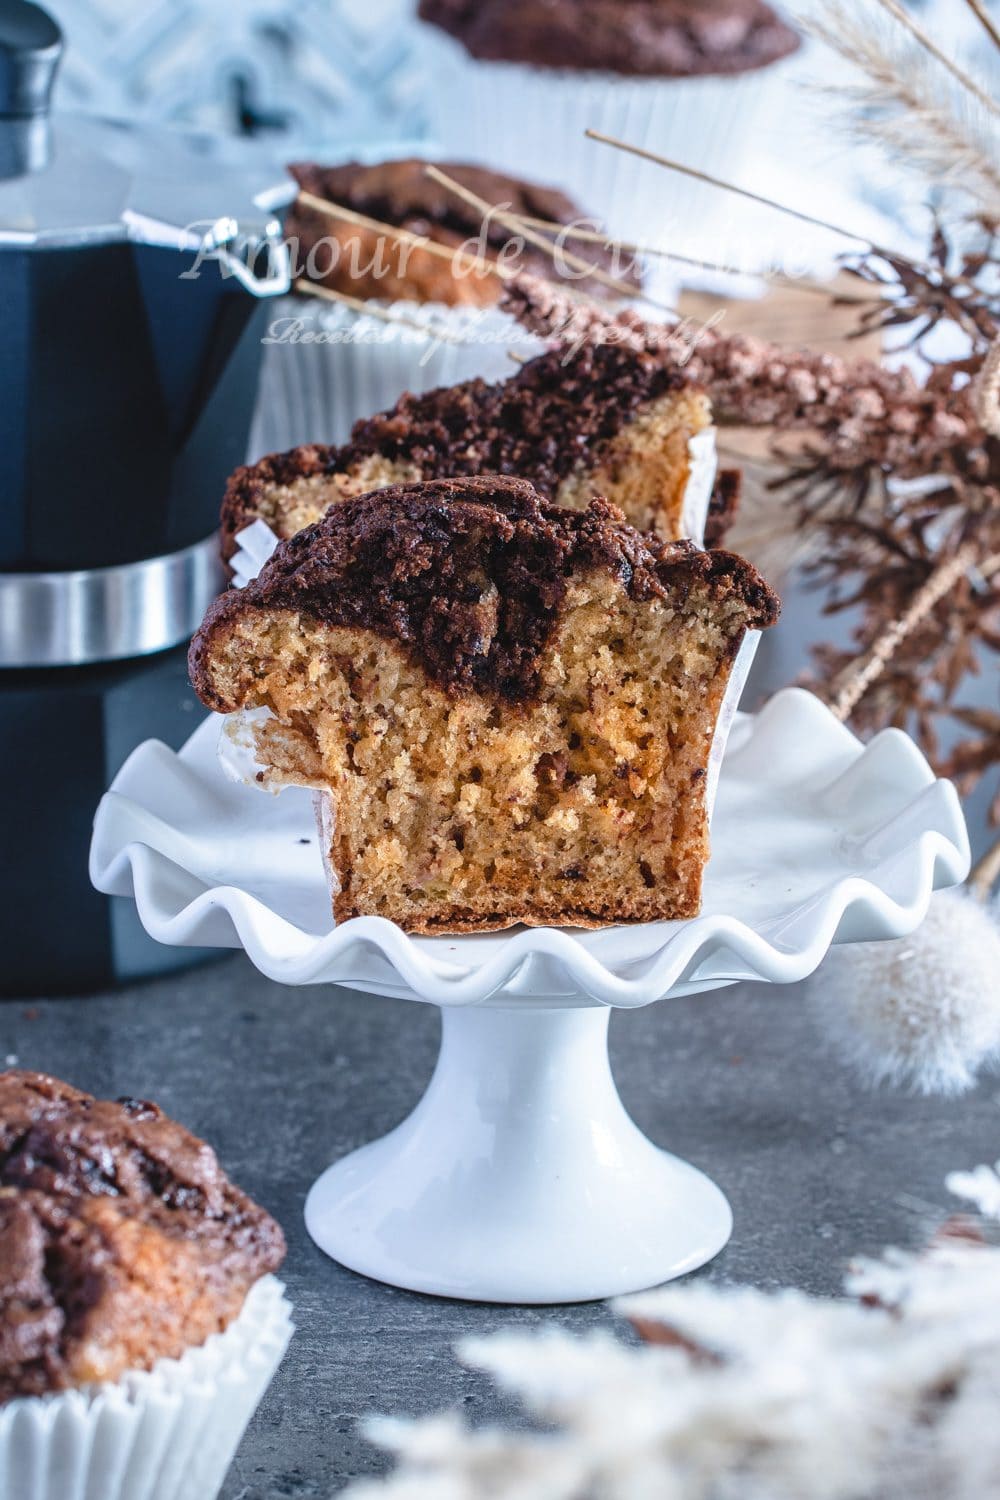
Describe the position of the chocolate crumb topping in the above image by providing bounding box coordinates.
[343,341,686,488]
[196,477,778,710]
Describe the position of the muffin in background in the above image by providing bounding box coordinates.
[250,154,641,459]
[231,338,725,567]
[286,157,641,307]
[416,0,801,249]
[419,0,798,75]
[0,1070,292,1500]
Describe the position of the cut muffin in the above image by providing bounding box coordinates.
[194,477,778,934]
[0,1069,286,1401]
[222,341,721,561]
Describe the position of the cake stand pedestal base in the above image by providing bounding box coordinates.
[305,1003,732,1304]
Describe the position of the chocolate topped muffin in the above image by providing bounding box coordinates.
[223,341,722,561]
[419,0,799,76]
[0,1070,285,1401]
[287,157,640,307]
[193,477,778,933]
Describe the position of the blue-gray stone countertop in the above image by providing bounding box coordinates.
[3,956,997,1498]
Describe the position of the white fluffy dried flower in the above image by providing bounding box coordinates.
[808,889,1000,1094]
[947,1161,1000,1219]
[346,1169,1000,1500]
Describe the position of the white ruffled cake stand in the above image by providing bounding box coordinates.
[91,688,969,1304]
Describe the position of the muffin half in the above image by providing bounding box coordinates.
[194,477,778,934]
[227,341,726,561]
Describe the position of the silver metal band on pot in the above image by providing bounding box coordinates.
[0,534,223,667]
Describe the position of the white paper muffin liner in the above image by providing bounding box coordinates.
[419,26,794,257]
[0,1275,293,1500]
[248,295,545,460]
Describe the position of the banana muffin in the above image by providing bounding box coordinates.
[287,157,640,307]
[224,341,723,560]
[193,477,778,934]
[417,0,799,274]
[0,1070,286,1401]
[418,0,799,75]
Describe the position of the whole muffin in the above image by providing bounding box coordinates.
[0,1070,292,1500]
[287,157,641,307]
[416,0,801,253]
[418,0,799,77]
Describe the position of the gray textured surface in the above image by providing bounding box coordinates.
[3,956,998,1497]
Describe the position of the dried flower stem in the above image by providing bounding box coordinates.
[502,272,983,477]
[296,190,502,278]
[522,215,732,271]
[873,0,1000,117]
[830,546,1000,723]
[519,215,835,295]
[422,163,674,313]
[975,336,1000,435]
[962,0,1000,53]
[804,2,1000,215]
[804,0,1000,215]
[583,129,878,246]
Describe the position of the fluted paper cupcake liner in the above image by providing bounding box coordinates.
[249,295,544,460]
[0,1275,293,1500]
[419,27,794,259]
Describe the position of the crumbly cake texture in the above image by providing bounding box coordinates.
[192,478,779,934]
[286,159,639,307]
[419,0,799,76]
[0,1070,285,1402]
[221,343,716,560]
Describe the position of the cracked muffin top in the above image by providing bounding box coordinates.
[418,0,800,77]
[0,1070,285,1400]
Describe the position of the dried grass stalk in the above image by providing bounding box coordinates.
[829,544,992,722]
[799,0,1000,214]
